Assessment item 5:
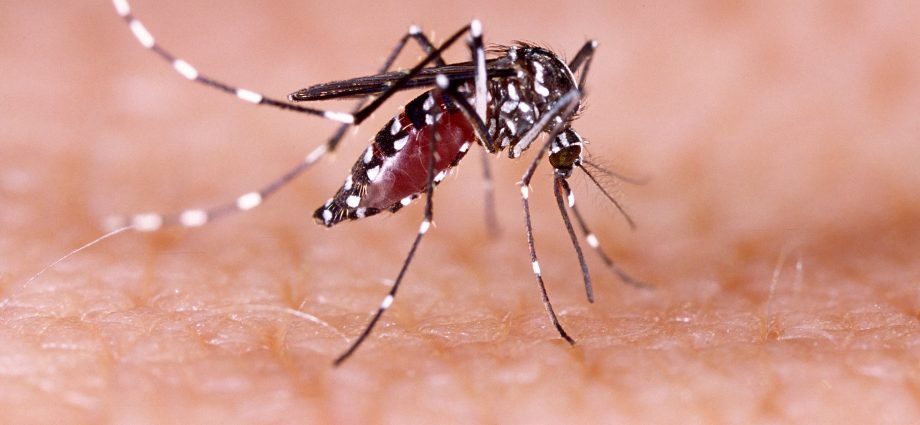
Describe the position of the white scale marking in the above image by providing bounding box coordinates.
[520,186,530,199]
[470,19,482,37]
[236,88,263,104]
[132,213,163,232]
[435,74,450,89]
[474,49,487,121]
[322,209,333,223]
[179,209,208,227]
[400,196,413,206]
[534,82,550,97]
[558,132,569,146]
[305,145,327,164]
[343,174,353,191]
[324,111,354,124]
[113,0,130,17]
[506,119,517,135]
[423,95,435,111]
[129,20,155,49]
[363,146,374,164]
[408,25,421,35]
[380,294,394,309]
[508,84,519,101]
[172,59,198,80]
[236,192,262,210]
[568,192,576,207]
[356,208,367,218]
[518,102,532,113]
[532,260,541,275]
[390,118,401,135]
[586,233,600,248]
[393,135,409,151]
[434,170,448,182]
[418,220,431,235]
[459,142,471,153]
[533,61,545,83]
[366,165,381,181]
[346,195,361,208]
[501,100,518,114]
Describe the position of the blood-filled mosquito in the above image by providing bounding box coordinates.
[106,0,648,366]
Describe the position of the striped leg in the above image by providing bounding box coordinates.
[517,89,583,344]
[107,18,449,232]
[112,0,353,123]
[557,178,652,289]
[112,0,472,127]
[466,20,500,232]
[568,40,598,91]
[521,183,575,345]
[431,70,500,234]
[479,149,500,233]
[332,74,453,366]
[554,177,594,303]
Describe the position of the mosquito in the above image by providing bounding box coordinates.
[108,0,648,366]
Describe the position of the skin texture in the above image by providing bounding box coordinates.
[2,1,919,423]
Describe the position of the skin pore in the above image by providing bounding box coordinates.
[2,1,919,423]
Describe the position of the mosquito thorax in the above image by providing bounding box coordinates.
[484,44,580,158]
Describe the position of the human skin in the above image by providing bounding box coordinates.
[2,1,919,424]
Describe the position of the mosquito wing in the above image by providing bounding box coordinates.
[289,58,514,102]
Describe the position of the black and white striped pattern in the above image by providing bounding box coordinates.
[106,0,475,235]
[107,0,648,367]
[314,92,474,228]
[112,0,354,124]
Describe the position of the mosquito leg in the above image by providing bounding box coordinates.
[465,20,499,231]
[520,183,575,345]
[331,166,436,365]
[435,81,500,233]
[286,21,484,128]
[568,40,598,91]
[325,25,447,154]
[106,23,450,233]
[112,0,354,123]
[469,20,489,129]
[432,61,499,232]
[105,147,328,232]
[346,22,483,126]
[515,89,583,343]
[333,77,451,366]
[406,25,447,66]
[519,89,583,183]
[554,177,594,302]
[480,149,500,234]
[558,179,652,290]
[113,0,483,126]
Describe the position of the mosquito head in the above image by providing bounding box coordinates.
[549,128,584,178]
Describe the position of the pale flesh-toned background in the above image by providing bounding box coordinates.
[1,1,919,424]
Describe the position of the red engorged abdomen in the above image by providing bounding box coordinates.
[361,110,474,209]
